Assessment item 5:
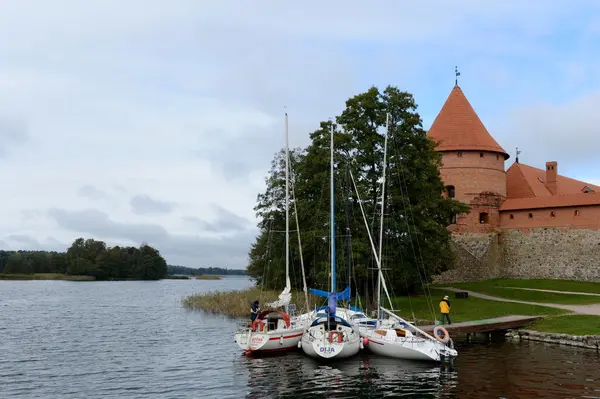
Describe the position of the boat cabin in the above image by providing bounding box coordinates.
[253,310,291,332]
[311,312,352,331]
[374,328,414,339]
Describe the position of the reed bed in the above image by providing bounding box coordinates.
[183,287,324,318]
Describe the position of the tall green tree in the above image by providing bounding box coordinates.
[247,85,468,299]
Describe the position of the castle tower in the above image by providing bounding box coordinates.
[428,85,509,233]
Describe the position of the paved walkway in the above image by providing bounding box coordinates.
[505,287,600,297]
[444,287,600,316]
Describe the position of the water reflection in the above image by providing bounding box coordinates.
[237,341,600,399]
[238,351,458,398]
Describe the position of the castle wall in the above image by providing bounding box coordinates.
[502,228,600,281]
[500,205,600,229]
[433,232,504,283]
[434,228,600,283]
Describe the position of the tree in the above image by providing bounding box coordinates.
[246,85,468,297]
[0,238,169,280]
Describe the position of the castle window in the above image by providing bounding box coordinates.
[479,212,489,224]
[457,152,462,158]
[575,210,580,216]
[550,211,556,217]
[450,214,457,224]
[446,185,455,198]
[528,213,533,219]
[480,152,484,158]
[496,154,500,160]
[509,214,514,219]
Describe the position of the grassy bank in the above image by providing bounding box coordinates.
[435,279,600,305]
[529,315,600,336]
[0,273,95,281]
[183,287,323,317]
[385,288,568,325]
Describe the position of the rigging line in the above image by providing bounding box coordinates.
[390,134,437,322]
[391,206,418,323]
[290,170,310,314]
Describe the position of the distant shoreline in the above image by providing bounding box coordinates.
[0,273,229,281]
[0,273,95,281]
[165,275,223,280]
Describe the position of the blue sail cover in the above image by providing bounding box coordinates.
[309,285,350,301]
[327,293,336,315]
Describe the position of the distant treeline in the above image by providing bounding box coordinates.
[167,265,247,276]
[0,237,167,280]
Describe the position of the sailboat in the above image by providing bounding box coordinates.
[298,123,363,360]
[234,112,311,354]
[351,113,458,363]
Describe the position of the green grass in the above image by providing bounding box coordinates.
[387,288,569,325]
[529,315,600,336]
[434,279,600,305]
[0,273,95,281]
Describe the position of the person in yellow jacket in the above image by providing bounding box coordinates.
[439,295,452,325]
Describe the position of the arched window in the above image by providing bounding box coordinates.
[446,185,455,198]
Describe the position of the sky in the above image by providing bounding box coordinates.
[1,0,600,268]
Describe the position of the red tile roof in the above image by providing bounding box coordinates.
[428,85,509,159]
[500,192,600,211]
[502,162,600,210]
[506,162,600,199]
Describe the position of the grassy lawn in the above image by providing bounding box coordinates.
[433,279,600,305]
[0,273,95,281]
[529,315,600,336]
[387,288,569,325]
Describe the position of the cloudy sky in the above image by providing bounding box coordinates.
[1,1,599,268]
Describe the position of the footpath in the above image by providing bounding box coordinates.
[443,287,600,316]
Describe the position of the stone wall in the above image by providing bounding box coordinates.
[433,228,600,283]
[433,232,504,283]
[506,329,600,351]
[502,228,600,281]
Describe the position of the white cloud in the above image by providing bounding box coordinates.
[0,1,599,267]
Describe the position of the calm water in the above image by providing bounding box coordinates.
[0,278,599,398]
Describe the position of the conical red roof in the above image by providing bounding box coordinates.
[428,85,509,159]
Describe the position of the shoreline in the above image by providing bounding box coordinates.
[0,273,95,281]
[506,329,600,351]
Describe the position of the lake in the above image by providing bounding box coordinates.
[0,277,598,398]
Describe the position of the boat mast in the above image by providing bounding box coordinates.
[344,163,352,306]
[330,122,336,293]
[377,113,390,322]
[285,112,290,314]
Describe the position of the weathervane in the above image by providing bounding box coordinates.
[516,147,521,163]
[455,66,460,86]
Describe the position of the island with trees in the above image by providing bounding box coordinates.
[0,237,168,280]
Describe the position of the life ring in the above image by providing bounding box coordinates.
[328,331,343,343]
[433,326,450,343]
[252,319,264,332]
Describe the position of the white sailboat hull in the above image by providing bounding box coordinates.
[235,326,305,354]
[362,328,458,362]
[300,323,362,360]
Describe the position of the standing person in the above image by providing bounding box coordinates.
[439,295,452,325]
[250,300,260,322]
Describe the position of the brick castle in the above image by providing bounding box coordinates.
[428,84,600,234]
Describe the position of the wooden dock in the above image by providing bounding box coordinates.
[419,315,543,336]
